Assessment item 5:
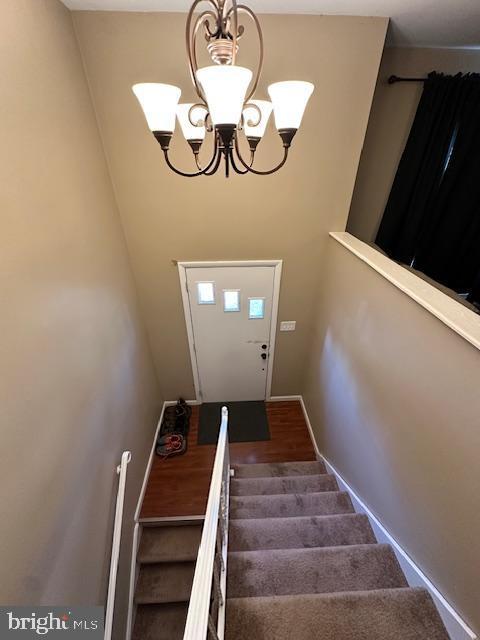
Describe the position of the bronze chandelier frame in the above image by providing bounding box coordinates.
[152,0,298,177]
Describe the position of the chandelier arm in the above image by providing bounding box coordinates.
[229,146,251,174]
[235,136,289,176]
[190,12,216,102]
[186,0,220,101]
[201,136,221,172]
[242,102,262,128]
[188,103,209,132]
[163,150,210,177]
[163,134,219,177]
[234,135,254,165]
[228,0,239,66]
[203,144,223,176]
[226,4,264,102]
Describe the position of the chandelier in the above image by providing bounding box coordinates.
[132,0,314,178]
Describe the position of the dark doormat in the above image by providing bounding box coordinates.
[198,401,270,445]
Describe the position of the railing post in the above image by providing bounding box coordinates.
[213,553,224,607]
[216,532,225,573]
[208,615,220,640]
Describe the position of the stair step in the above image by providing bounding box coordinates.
[225,588,450,640]
[230,491,354,519]
[233,460,326,478]
[229,513,376,551]
[227,544,407,598]
[135,562,195,604]
[138,524,202,564]
[230,473,338,496]
[132,603,188,640]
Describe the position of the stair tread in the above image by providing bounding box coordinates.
[135,561,195,604]
[132,603,187,640]
[225,588,450,640]
[138,524,202,564]
[230,474,338,496]
[228,543,407,598]
[229,513,376,551]
[233,460,326,478]
[230,491,354,519]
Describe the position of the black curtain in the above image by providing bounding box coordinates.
[376,72,480,305]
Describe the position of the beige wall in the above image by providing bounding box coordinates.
[72,11,388,399]
[347,46,480,242]
[303,237,480,633]
[0,0,160,635]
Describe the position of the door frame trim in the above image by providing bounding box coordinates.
[178,260,283,402]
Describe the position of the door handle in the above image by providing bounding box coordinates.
[261,353,267,360]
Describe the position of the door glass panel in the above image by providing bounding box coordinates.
[223,290,240,312]
[197,281,215,304]
[249,298,265,319]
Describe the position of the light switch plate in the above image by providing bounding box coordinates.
[280,321,296,332]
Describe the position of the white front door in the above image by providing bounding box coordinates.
[184,265,277,402]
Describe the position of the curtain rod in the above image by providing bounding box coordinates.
[388,74,428,84]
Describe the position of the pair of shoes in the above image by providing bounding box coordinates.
[155,398,191,458]
[155,433,187,458]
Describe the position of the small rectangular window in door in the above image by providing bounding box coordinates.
[197,281,215,305]
[223,290,240,312]
[249,297,265,319]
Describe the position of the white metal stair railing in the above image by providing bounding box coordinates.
[184,406,231,640]
[104,450,132,640]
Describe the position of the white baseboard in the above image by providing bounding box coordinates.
[134,402,167,523]
[300,397,477,640]
[267,394,302,402]
[298,396,321,460]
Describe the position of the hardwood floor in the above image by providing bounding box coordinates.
[140,401,317,519]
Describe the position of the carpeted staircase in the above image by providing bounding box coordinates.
[226,460,451,640]
[132,522,202,640]
[131,460,450,639]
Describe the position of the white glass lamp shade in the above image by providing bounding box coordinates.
[243,100,273,138]
[132,83,181,132]
[196,66,252,126]
[268,81,314,130]
[176,103,207,140]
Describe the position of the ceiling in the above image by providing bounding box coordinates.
[61,0,480,47]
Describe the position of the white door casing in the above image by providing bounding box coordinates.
[178,261,282,402]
